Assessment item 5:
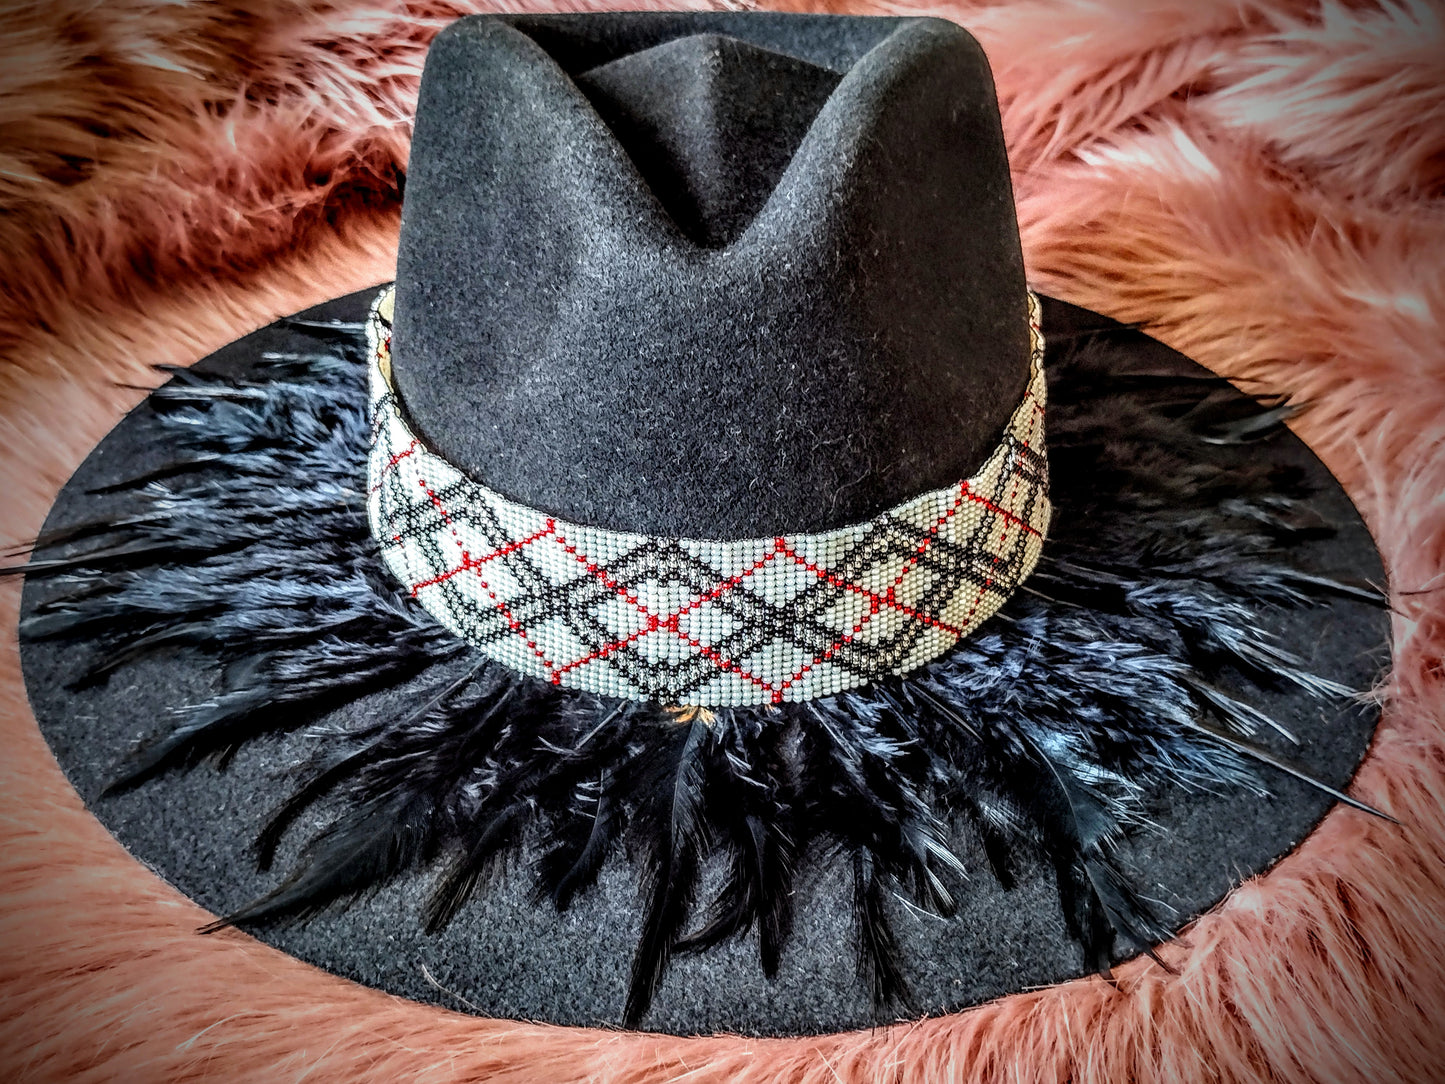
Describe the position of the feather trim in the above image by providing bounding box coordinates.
[10,311,1388,1025]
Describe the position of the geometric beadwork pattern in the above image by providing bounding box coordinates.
[367,287,1050,706]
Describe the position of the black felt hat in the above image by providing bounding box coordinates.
[13,11,1390,1037]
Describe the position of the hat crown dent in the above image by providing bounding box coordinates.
[392,13,1031,538]
[572,34,843,249]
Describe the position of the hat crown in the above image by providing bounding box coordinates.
[392,13,1030,536]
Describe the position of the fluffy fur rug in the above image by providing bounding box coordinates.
[2,0,1443,1080]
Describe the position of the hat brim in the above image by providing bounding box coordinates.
[17,288,1388,1037]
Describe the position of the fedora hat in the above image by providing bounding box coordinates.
[12,11,1389,1036]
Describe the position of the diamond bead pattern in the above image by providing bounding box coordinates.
[367,287,1050,706]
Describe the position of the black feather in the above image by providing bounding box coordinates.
[624,714,709,1027]
[256,661,487,870]
[205,789,436,931]
[1181,715,1395,822]
[673,716,796,975]
[536,773,618,912]
[853,849,911,1010]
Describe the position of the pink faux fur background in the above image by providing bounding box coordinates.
[2,1,1443,1080]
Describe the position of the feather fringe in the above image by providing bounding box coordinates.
[10,312,1385,1026]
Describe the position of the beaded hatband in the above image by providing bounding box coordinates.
[367,287,1049,706]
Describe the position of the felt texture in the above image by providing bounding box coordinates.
[16,289,1386,1036]
[574,36,842,248]
[1,0,1443,1081]
[392,15,1032,536]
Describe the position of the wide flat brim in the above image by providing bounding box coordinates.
[18,288,1388,1038]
